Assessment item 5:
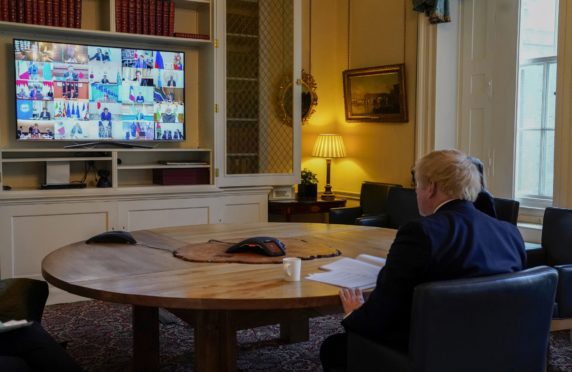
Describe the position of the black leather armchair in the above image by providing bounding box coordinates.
[358,187,420,229]
[347,266,558,372]
[526,207,572,333]
[329,182,401,227]
[384,187,420,229]
[493,197,520,225]
[0,278,48,322]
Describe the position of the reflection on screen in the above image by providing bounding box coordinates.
[14,39,186,142]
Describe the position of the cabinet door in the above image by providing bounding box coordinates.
[0,201,117,280]
[117,197,218,231]
[215,0,301,187]
[219,192,269,223]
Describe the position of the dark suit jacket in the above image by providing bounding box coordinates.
[342,199,525,352]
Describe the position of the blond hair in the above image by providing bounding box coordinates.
[414,149,481,201]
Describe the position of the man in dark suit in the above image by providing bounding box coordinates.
[320,149,526,371]
[100,73,110,84]
[132,70,149,86]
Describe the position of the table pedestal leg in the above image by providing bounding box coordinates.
[280,313,309,343]
[132,305,160,372]
[194,310,237,372]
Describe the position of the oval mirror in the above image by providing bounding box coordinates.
[278,70,318,126]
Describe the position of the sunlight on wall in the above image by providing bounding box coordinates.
[301,0,417,195]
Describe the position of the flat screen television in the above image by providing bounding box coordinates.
[13,39,185,142]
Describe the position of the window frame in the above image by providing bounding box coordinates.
[515,55,557,208]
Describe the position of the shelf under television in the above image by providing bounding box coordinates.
[1,149,114,160]
[0,184,220,199]
[0,147,214,193]
[1,156,112,163]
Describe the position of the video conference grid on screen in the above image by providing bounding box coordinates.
[14,39,185,142]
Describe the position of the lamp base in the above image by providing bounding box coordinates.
[321,193,336,201]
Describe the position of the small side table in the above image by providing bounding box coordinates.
[268,198,347,222]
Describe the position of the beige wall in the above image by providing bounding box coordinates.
[301,0,417,195]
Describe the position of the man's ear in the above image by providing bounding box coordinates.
[427,182,438,198]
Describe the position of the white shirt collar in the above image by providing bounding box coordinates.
[433,199,457,214]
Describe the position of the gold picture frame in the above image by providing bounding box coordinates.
[278,70,318,126]
[342,64,407,122]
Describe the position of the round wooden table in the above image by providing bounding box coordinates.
[42,222,397,372]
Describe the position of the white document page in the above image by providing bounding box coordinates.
[307,255,386,289]
[356,254,386,267]
[306,270,378,290]
[319,257,381,273]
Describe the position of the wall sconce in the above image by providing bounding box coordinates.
[312,134,346,200]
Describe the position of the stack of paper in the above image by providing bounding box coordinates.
[306,254,386,289]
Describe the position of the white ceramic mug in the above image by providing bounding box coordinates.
[283,257,301,282]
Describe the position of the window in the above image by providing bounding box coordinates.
[515,0,559,206]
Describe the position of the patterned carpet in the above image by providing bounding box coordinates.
[42,300,572,372]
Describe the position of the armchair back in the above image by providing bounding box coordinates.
[360,182,402,216]
[348,267,558,372]
[542,207,572,266]
[493,197,520,225]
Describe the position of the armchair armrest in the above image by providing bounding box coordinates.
[329,206,362,225]
[554,265,572,318]
[0,278,49,322]
[355,214,390,227]
[347,331,411,372]
[526,245,547,268]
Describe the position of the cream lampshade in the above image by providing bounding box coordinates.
[312,134,346,200]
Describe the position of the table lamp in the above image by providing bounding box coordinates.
[312,134,346,200]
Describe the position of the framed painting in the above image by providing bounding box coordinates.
[342,64,408,122]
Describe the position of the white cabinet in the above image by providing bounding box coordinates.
[0,200,117,280]
[0,187,270,281]
[218,190,269,223]
[116,190,269,229]
[117,197,217,230]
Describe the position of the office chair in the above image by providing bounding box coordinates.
[347,266,558,372]
[329,181,401,227]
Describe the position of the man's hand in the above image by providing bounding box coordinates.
[339,287,365,315]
